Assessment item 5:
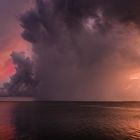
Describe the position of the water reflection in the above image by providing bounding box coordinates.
[0,102,16,140]
[1,102,140,140]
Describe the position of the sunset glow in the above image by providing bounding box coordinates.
[0,37,31,83]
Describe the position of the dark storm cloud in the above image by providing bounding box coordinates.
[4,52,37,96]
[53,0,140,26]
[21,0,140,43]
[6,0,140,100]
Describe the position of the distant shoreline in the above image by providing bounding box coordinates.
[0,97,140,102]
[0,97,34,101]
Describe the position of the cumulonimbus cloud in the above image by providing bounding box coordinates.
[4,0,140,100]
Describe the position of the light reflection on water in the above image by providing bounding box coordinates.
[1,102,140,140]
[0,102,16,140]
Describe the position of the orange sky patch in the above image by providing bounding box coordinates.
[0,36,32,83]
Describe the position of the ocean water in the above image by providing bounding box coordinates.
[1,102,140,140]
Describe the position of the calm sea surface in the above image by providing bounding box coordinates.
[1,102,140,140]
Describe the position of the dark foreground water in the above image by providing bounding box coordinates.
[1,102,140,140]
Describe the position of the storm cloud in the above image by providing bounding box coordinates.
[3,52,37,96]
[5,0,140,100]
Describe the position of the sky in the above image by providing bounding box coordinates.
[0,0,33,83]
[1,0,140,101]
